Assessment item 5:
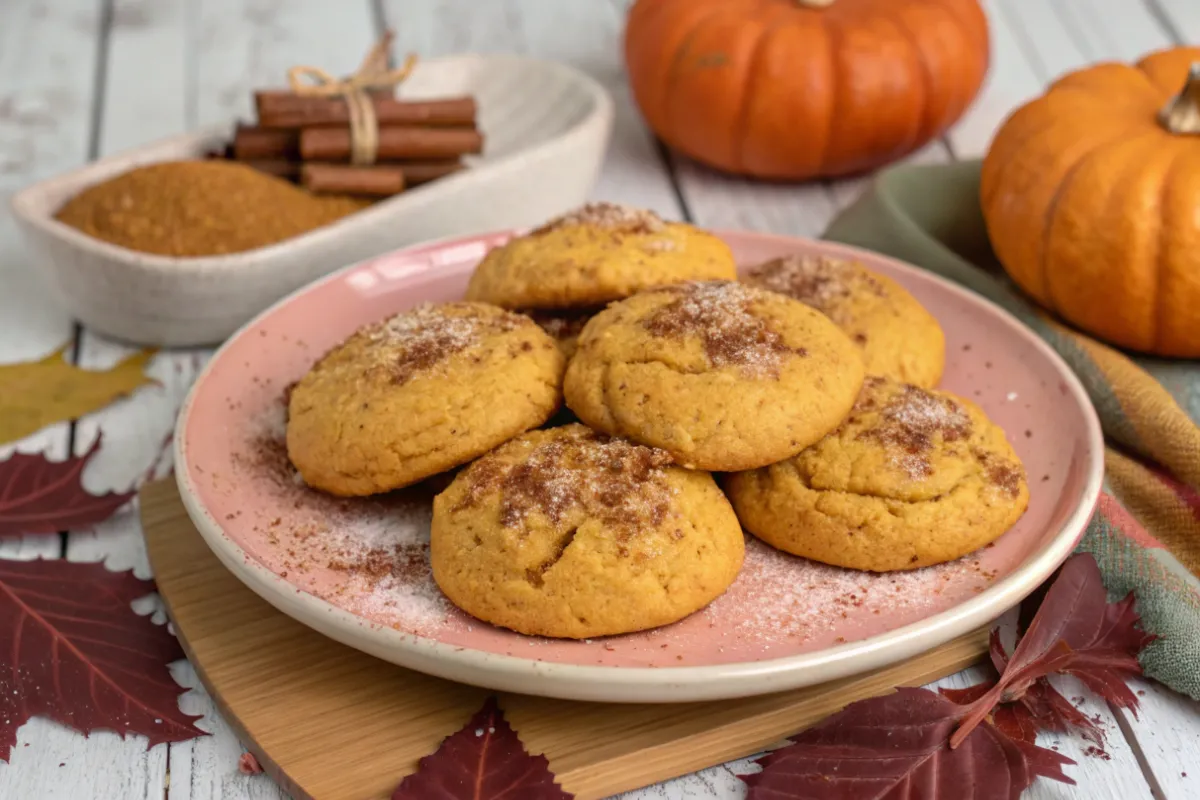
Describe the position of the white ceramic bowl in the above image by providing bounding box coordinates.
[10,54,613,347]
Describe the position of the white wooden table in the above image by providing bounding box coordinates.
[2,1,1199,798]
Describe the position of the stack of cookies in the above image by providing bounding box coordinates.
[285,202,1029,640]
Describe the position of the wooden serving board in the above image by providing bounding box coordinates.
[141,479,989,800]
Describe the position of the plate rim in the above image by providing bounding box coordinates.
[173,227,1105,704]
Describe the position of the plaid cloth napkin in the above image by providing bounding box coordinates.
[825,161,1200,700]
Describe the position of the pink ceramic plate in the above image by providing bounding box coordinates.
[175,229,1103,703]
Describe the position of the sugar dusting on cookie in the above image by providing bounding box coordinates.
[366,303,529,385]
[855,378,973,479]
[453,426,677,539]
[643,280,805,377]
[746,255,888,324]
[532,202,666,235]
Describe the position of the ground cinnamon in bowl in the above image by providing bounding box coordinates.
[54,160,372,258]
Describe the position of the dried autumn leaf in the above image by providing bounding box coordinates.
[392,696,572,800]
[953,554,1152,747]
[987,630,1104,746]
[0,559,206,761]
[0,436,135,538]
[742,687,1074,800]
[940,682,1041,745]
[0,344,155,446]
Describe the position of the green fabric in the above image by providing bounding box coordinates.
[823,161,1200,700]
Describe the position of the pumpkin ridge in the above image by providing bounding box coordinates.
[982,110,1150,211]
[661,4,731,161]
[731,18,779,174]
[1037,133,1148,317]
[1041,133,1161,326]
[1150,146,1189,353]
[625,0,710,138]
[816,12,842,172]
[883,5,934,152]
[922,0,983,126]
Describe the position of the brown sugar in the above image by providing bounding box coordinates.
[54,159,371,257]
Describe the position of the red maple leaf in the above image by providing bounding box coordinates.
[743,687,1074,800]
[744,553,1154,799]
[952,555,1153,747]
[0,559,207,761]
[392,696,572,799]
[0,436,136,538]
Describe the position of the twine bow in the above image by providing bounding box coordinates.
[287,31,418,165]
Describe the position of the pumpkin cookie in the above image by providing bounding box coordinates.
[744,255,945,387]
[287,302,565,496]
[431,424,745,639]
[465,202,737,309]
[725,377,1029,572]
[564,280,865,471]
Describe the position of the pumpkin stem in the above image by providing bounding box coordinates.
[1159,62,1200,135]
[795,0,835,7]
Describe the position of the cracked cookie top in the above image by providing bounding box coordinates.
[724,376,1028,572]
[451,424,676,534]
[429,424,745,639]
[744,255,946,388]
[464,202,737,310]
[563,281,865,472]
[789,377,1023,503]
[641,281,806,378]
[286,301,565,497]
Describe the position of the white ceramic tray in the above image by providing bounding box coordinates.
[10,54,613,347]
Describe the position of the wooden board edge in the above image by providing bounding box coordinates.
[550,629,987,798]
[141,481,318,800]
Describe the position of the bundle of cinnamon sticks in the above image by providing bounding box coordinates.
[220,89,482,197]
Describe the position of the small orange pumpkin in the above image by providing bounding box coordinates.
[623,0,989,181]
[982,48,1200,358]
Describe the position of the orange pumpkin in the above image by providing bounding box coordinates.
[982,48,1200,358]
[623,0,989,181]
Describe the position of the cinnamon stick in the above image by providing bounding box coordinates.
[300,160,467,196]
[256,93,476,129]
[397,160,466,185]
[299,126,483,162]
[302,164,405,197]
[233,124,299,160]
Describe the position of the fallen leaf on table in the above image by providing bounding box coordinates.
[744,554,1154,799]
[0,435,135,538]
[0,559,207,762]
[392,696,572,799]
[238,751,265,775]
[951,554,1154,747]
[0,344,156,446]
[743,687,1074,800]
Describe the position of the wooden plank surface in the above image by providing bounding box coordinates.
[0,0,1197,798]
